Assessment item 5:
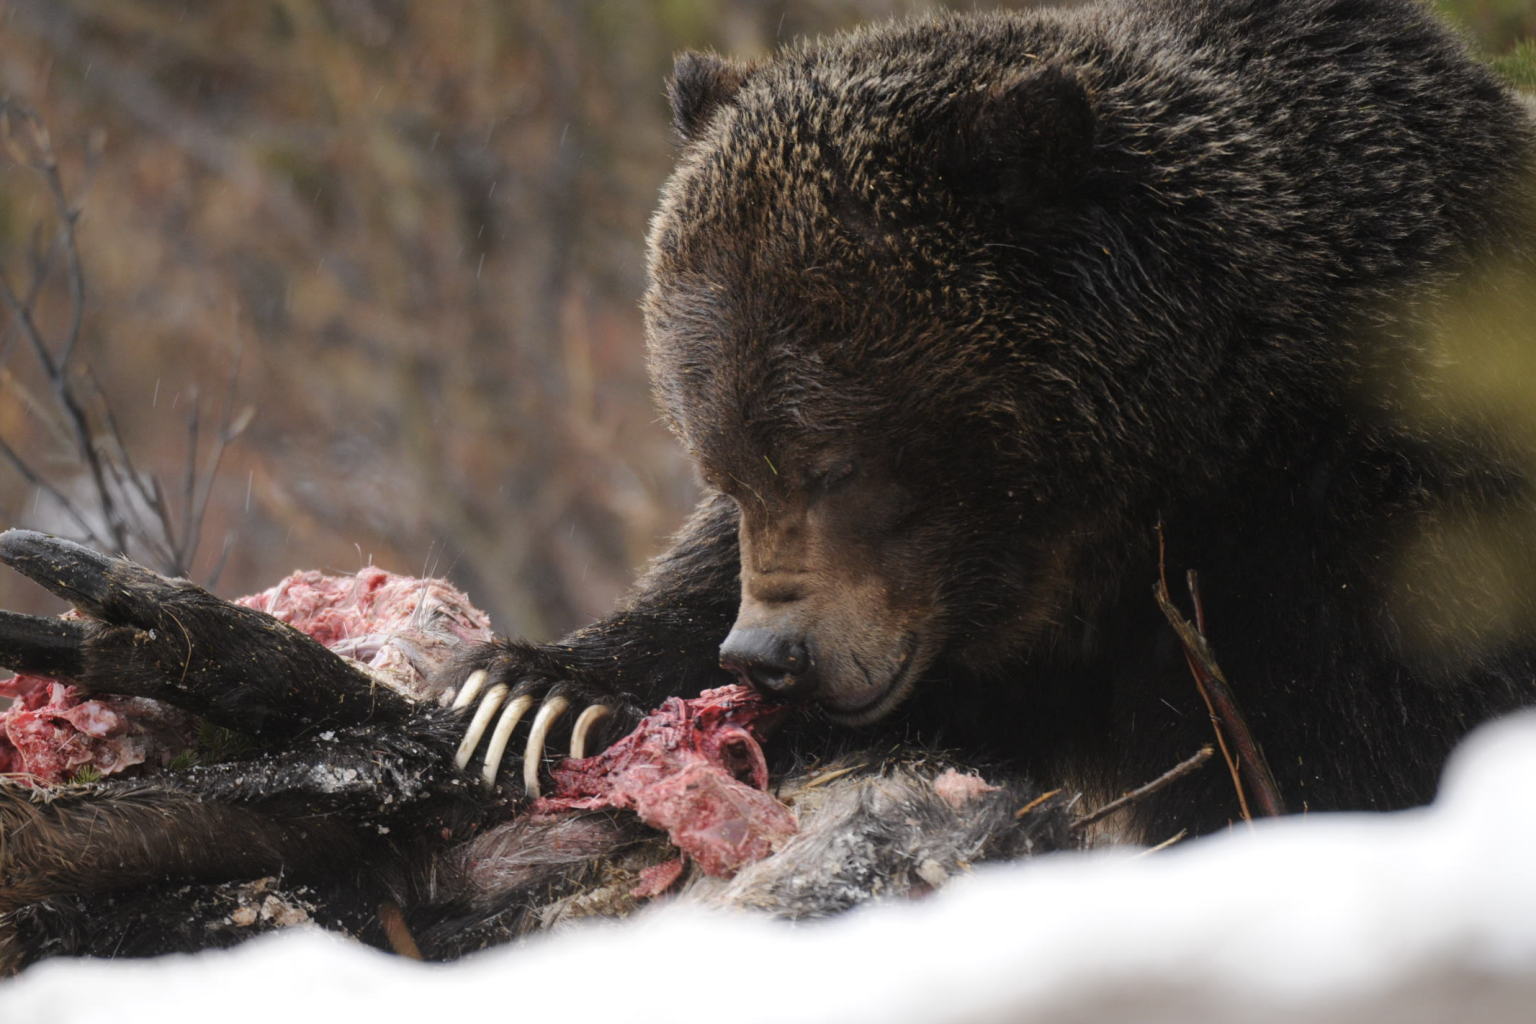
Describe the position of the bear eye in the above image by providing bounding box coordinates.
[815,460,857,493]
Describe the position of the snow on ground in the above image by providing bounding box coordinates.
[5,712,1536,1024]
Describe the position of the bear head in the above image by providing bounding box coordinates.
[640,23,1145,724]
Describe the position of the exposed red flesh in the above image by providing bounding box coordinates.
[535,685,798,877]
[0,672,194,781]
[1,567,491,783]
[630,857,687,899]
[1,570,800,878]
[238,567,493,704]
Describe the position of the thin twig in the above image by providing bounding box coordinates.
[1179,570,1285,818]
[86,368,177,563]
[37,140,88,374]
[1156,523,1249,820]
[0,265,60,380]
[0,434,102,544]
[96,438,174,570]
[0,105,127,554]
[1070,745,1214,833]
[206,531,237,591]
[0,365,71,449]
[1014,787,1063,819]
[1154,525,1286,821]
[178,397,201,576]
[1133,829,1189,857]
[0,101,246,581]
[184,357,251,574]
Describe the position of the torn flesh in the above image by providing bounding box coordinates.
[0,569,798,881]
[0,567,492,784]
[536,685,798,877]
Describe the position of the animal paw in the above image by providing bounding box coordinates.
[444,645,639,797]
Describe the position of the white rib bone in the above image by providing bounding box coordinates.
[568,704,613,760]
[454,683,508,770]
[480,694,535,791]
[451,669,489,711]
[522,695,571,799]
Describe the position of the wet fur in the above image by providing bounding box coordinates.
[1,749,1076,968]
[462,0,1536,837]
[0,537,1079,969]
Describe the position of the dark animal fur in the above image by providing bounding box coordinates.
[1,740,1071,967]
[0,540,1073,970]
[459,0,1536,837]
[4,0,1536,971]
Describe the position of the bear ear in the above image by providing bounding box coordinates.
[944,64,1096,205]
[668,51,753,142]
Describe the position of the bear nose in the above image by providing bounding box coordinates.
[719,628,814,700]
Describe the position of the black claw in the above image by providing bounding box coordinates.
[0,609,87,679]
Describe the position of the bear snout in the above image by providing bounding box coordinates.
[719,627,815,701]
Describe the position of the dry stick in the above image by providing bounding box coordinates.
[0,106,127,556]
[1070,745,1215,833]
[97,441,174,570]
[25,113,91,376]
[1155,523,1251,821]
[8,222,60,375]
[0,362,70,450]
[1014,787,1064,819]
[178,399,201,577]
[40,154,88,376]
[183,361,251,576]
[22,223,59,308]
[0,435,99,542]
[1152,525,1286,820]
[1134,830,1189,857]
[0,280,128,555]
[206,533,237,591]
[0,102,245,583]
[1154,579,1253,822]
[1175,571,1286,819]
[87,369,179,569]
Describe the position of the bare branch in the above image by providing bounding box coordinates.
[207,531,237,591]
[1070,745,1215,833]
[0,264,62,381]
[1153,527,1286,822]
[95,444,175,571]
[176,397,201,576]
[0,435,105,547]
[86,369,170,534]
[0,100,246,583]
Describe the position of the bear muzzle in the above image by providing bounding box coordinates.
[719,627,815,700]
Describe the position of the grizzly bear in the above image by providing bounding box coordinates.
[467,0,1536,833]
[453,0,1536,838]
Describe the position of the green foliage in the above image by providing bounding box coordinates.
[170,721,259,770]
[1437,0,1536,52]
[1491,40,1536,89]
[67,764,102,785]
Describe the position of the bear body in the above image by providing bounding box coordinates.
[469,0,1536,837]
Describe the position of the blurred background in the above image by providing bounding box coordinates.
[0,0,1532,641]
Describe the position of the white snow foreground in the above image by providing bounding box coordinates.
[5,713,1536,1024]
